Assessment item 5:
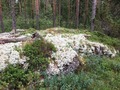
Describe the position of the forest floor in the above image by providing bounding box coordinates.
[0,27,120,90]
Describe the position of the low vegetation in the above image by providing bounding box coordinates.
[0,29,120,90]
[23,39,56,71]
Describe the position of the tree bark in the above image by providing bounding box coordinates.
[58,0,61,26]
[45,0,48,13]
[0,0,4,32]
[68,0,70,26]
[18,0,22,15]
[76,0,80,29]
[24,0,27,24]
[53,0,56,27]
[91,0,97,31]
[11,0,16,33]
[84,0,89,28]
[35,0,40,30]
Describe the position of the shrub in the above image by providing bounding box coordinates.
[23,39,56,71]
[0,64,30,89]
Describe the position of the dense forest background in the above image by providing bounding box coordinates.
[0,0,120,38]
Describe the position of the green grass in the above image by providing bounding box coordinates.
[38,55,120,90]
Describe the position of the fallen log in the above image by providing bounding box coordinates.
[0,37,28,44]
[0,32,41,44]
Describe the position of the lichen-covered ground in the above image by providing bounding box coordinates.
[0,28,120,90]
[0,28,119,73]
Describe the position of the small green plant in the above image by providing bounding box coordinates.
[23,40,56,71]
[0,64,30,89]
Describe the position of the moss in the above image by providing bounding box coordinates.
[20,28,36,35]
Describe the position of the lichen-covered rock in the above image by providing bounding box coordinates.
[0,28,118,75]
[45,33,117,75]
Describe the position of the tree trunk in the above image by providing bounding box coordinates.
[53,0,56,27]
[58,0,61,26]
[91,0,97,31]
[11,0,16,33]
[45,0,48,13]
[18,0,22,15]
[84,0,89,28]
[0,0,4,32]
[24,0,27,24]
[31,0,34,19]
[68,0,70,26]
[35,0,40,30]
[76,0,80,29]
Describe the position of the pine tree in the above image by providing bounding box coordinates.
[91,0,97,31]
[11,0,16,33]
[58,0,61,26]
[35,0,40,30]
[84,0,89,28]
[76,0,80,28]
[68,0,70,26]
[53,0,56,27]
[0,0,4,32]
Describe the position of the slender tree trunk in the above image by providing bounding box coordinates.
[35,0,40,30]
[45,0,49,13]
[11,0,16,33]
[53,0,56,27]
[91,0,97,31]
[97,0,101,19]
[0,0,4,32]
[68,0,70,26]
[24,0,27,24]
[31,0,34,19]
[58,0,61,26]
[19,0,22,15]
[84,0,89,28]
[76,0,80,28]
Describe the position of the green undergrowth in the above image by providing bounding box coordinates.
[0,55,120,90]
[23,39,56,71]
[0,39,56,89]
[0,64,30,89]
[0,28,120,89]
[28,55,120,90]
